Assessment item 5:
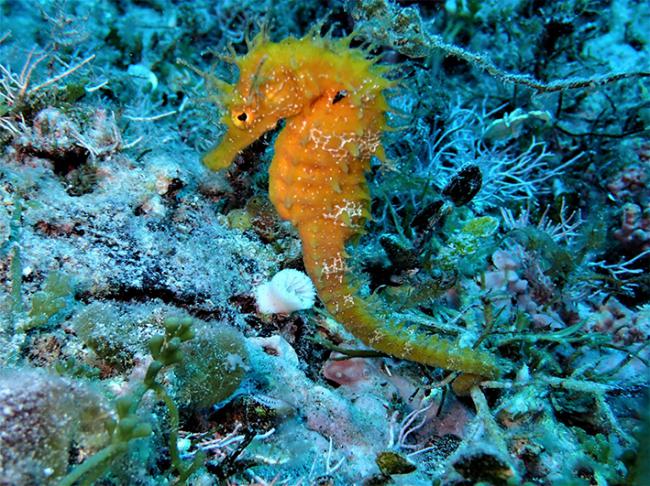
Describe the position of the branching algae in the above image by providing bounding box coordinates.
[204,29,500,381]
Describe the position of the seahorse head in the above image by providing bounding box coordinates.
[203,35,306,170]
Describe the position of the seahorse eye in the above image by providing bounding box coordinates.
[231,109,253,128]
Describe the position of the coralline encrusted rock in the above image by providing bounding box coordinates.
[0,368,109,484]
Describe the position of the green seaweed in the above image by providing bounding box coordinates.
[436,215,500,275]
[58,316,205,486]
[573,429,627,484]
[173,322,248,410]
[25,273,76,331]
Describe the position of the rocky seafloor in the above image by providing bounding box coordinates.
[0,0,649,484]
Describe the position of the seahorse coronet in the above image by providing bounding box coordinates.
[204,30,501,381]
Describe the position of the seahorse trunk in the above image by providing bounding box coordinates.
[269,90,500,380]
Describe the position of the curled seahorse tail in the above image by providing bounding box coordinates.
[300,223,501,380]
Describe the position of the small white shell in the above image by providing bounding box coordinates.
[255,269,316,314]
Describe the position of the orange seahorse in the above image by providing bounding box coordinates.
[203,30,500,381]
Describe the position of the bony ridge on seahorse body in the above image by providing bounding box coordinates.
[203,29,501,382]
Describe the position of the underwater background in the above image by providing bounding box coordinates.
[0,0,649,484]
